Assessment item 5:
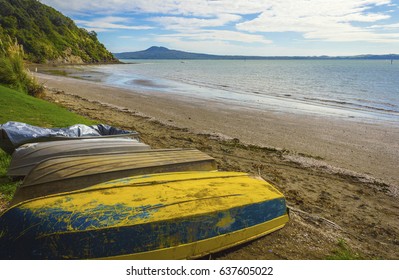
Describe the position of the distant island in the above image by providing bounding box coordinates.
[114,46,399,60]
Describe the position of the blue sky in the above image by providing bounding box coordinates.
[40,0,399,56]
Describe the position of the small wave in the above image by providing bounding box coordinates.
[353,98,399,109]
[303,97,399,114]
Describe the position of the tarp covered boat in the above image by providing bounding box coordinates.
[0,121,139,154]
[11,149,217,205]
[0,171,289,259]
[7,138,151,178]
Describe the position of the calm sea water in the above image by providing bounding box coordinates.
[89,59,399,124]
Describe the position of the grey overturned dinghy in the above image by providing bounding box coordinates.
[11,149,217,205]
[7,138,151,178]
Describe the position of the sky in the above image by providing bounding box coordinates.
[39,0,399,56]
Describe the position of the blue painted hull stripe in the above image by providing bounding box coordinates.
[0,198,287,259]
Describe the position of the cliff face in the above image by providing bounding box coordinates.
[0,0,117,63]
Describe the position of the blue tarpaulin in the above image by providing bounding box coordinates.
[0,121,138,154]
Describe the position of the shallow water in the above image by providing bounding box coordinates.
[89,59,399,124]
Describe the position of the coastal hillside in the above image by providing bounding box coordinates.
[0,0,117,63]
[115,46,399,60]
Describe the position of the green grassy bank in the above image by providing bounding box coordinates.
[0,84,94,204]
[0,84,94,126]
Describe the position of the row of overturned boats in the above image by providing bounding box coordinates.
[0,122,289,259]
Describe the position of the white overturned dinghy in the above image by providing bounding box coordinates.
[7,138,150,178]
[11,149,217,205]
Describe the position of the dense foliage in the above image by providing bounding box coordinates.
[0,0,117,63]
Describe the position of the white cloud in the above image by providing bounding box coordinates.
[369,22,399,29]
[149,14,242,31]
[234,0,399,43]
[75,16,153,32]
[158,29,272,44]
[39,0,394,17]
[155,36,270,56]
[40,0,399,44]
[39,0,268,16]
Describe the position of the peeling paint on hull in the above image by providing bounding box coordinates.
[0,171,289,259]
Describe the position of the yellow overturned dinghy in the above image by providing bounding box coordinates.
[0,171,289,259]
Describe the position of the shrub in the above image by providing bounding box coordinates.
[0,36,44,96]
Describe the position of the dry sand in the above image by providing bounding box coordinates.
[34,72,398,259]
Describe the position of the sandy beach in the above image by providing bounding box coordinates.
[36,72,399,186]
[35,71,398,259]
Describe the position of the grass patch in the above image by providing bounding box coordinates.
[327,239,363,260]
[41,69,69,77]
[0,150,11,178]
[0,150,10,177]
[0,84,95,127]
[0,150,21,207]
[0,84,95,205]
[0,180,20,202]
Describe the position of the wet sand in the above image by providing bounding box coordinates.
[35,71,399,259]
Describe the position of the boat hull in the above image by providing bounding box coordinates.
[0,171,289,259]
[7,138,150,177]
[0,122,139,155]
[11,149,217,205]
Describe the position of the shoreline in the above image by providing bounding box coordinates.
[36,72,399,186]
[36,74,399,259]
